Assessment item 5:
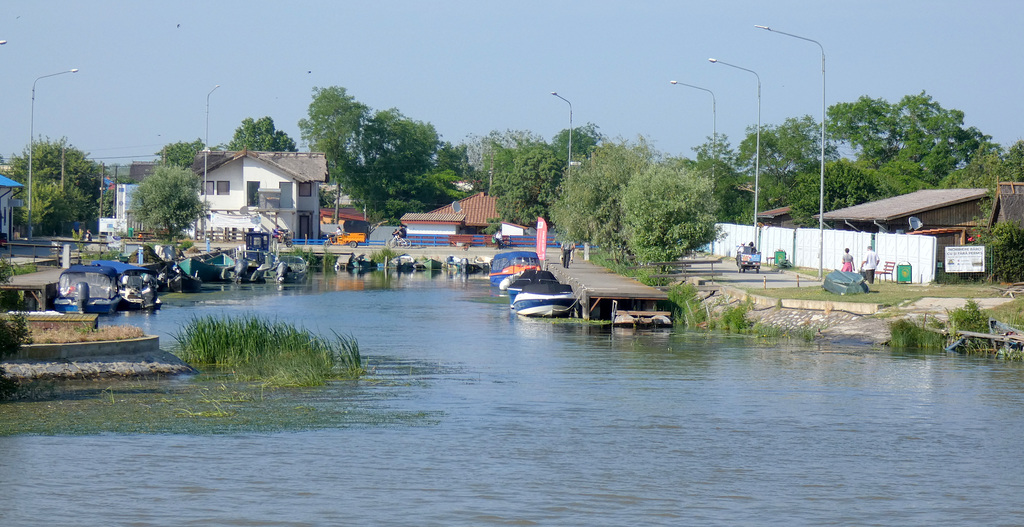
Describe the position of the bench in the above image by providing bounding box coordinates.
[876,261,896,282]
[448,234,477,247]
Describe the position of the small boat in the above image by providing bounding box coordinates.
[272,255,308,283]
[822,270,869,295]
[389,254,417,271]
[489,251,541,286]
[511,282,576,317]
[338,253,376,272]
[92,260,161,311]
[179,254,233,282]
[53,263,123,314]
[506,270,559,302]
[420,258,444,271]
[157,262,202,293]
[444,256,484,274]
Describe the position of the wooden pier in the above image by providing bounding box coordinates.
[545,254,669,323]
[1,267,63,310]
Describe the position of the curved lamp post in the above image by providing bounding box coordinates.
[756,25,827,279]
[550,92,573,176]
[670,80,717,180]
[204,84,220,252]
[29,68,79,239]
[709,58,760,246]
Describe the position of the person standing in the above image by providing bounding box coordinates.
[561,240,576,269]
[863,245,880,284]
[841,248,854,272]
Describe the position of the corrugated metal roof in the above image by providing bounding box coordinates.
[822,189,988,221]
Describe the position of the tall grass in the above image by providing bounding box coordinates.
[173,315,364,386]
[888,319,946,349]
[372,247,399,263]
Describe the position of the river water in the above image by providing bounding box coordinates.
[3,270,1024,525]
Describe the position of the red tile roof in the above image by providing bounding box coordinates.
[429,192,497,227]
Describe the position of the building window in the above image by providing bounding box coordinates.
[298,182,313,197]
[204,181,215,195]
[216,181,230,195]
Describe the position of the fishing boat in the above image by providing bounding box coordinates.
[420,258,444,271]
[272,255,308,283]
[179,254,230,282]
[444,256,484,274]
[489,251,541,286]
[53,263,123,314]
[506,270,559,303]
[92,260,161,311]
[511,282,576,317]
[389,254,417,271]
[156,262,202,293]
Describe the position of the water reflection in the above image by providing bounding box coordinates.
[4,269,1024,525]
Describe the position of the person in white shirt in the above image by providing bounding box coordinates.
[862,245,880,284]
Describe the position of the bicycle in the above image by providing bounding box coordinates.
[386,236,411,249]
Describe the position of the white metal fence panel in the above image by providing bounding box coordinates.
[708,223,938,282]
[875,232,936,283]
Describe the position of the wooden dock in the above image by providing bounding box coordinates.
[545,254,669,322]
[1,267,63,310]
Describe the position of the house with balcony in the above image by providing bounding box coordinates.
[191,150,328,241]
[0,175,23,241]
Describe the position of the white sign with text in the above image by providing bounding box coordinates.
[945,245,985,273]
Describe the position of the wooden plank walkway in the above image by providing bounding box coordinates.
[545,253,668,321]
[1,267,64,310]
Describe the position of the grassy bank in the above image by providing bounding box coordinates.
[173,315,364,386]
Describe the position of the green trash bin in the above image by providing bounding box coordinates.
[896,262,912,283]
[774,250,787,268]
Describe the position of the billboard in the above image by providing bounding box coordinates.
[944,245,985,273]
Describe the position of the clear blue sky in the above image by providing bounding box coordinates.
[2,0,1021,166]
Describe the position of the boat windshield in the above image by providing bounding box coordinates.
[58,272,116,299]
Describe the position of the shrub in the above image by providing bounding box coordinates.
[888,319,946,349]
[947,299,989,336]
[717,302,752,333]
[667,283,709,329]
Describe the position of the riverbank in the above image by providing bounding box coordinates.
[2,349,196,380]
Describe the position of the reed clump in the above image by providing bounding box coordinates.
[173,315,364,386]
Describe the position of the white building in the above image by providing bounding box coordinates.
[0,175,23,240]
[192,150,328,240]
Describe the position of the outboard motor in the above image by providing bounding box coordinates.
[74,282,90,312]
[233,257,248,283]
[276,261,290,283]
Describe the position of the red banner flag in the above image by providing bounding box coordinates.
[536,217,548,263]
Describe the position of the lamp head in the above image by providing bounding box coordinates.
[0,40,7,45]
[70,68,79,73]
[708,58,718,64]
[550,91,557,95]
[670,80,678,85]
[755,25,771,31]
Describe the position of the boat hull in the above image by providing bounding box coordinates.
[511,293,575,317]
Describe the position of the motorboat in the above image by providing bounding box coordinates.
[156,262,202,293]
[389,254,417,271]
[489,251,541,286]
[273,255,308,283]
[91,260,161,310]
[506,270,559,302]
[511,282,576,317]
[53,263,123,314]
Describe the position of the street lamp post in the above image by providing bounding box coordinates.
[709,58,760,247]
[670,80,717,180]
[29,68,79,239]
[204,84,220,253]
[550,92,573,176]
[756,25,827,279]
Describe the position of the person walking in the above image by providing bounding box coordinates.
[561,240,576,269]
[841,248,854,272]
[862,245,880,284]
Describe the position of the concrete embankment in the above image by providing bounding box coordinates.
[1,336,197,380]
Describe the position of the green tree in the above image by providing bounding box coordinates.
[828,91,993,185]
[790,159,881,225]
[491,143,562,226]
[684,134,749,224]
[737,116,839,212]
[130,165,204,240]
[350,108,443,220]
[7,138,100,235]
[158,139,205,169]
[436,141,477,187]
[552,139,654,259]
[227,116,298,152]
[551,122,603,167]
[298,86,369,186]
[622,164,719,262]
